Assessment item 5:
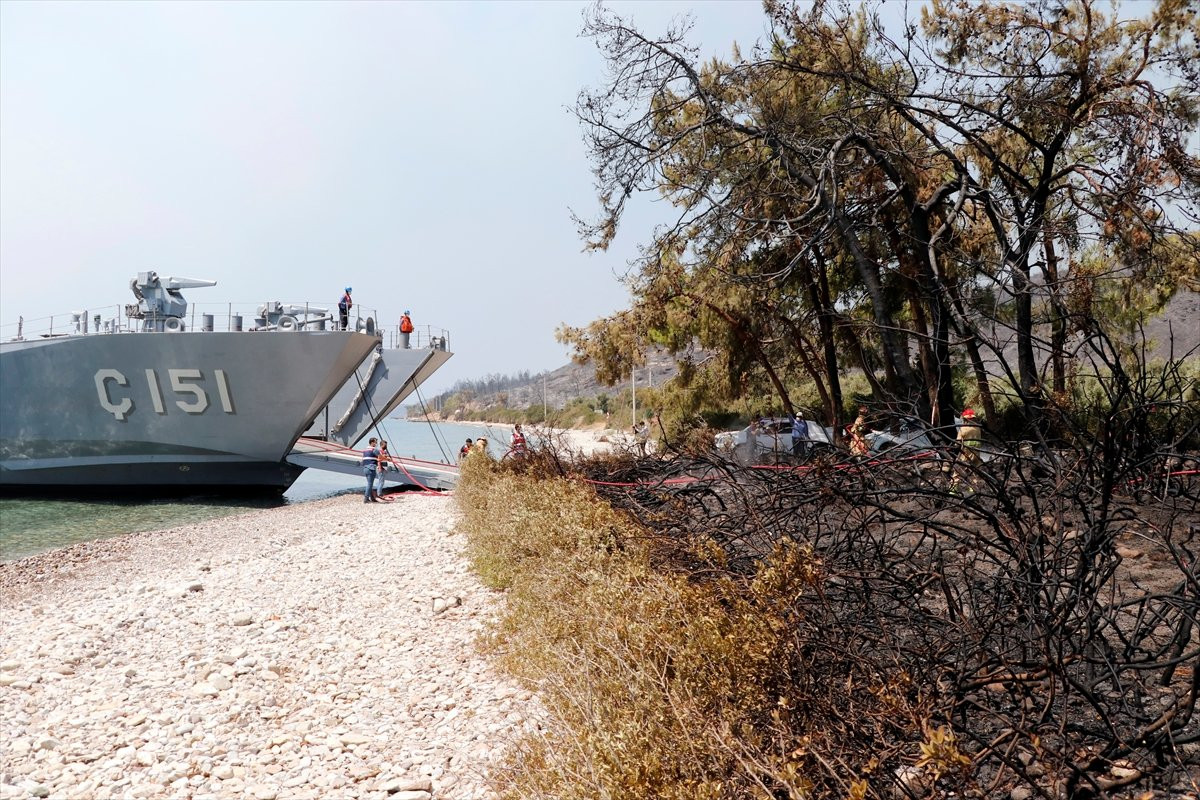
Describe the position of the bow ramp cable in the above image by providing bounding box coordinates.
[414,385,452,464]
[331,350,384,434]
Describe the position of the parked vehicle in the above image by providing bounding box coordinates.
[714,417,835,466]
[866,426,936,457]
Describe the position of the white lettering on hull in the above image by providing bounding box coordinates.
[94,369,132,421]
[94,368,236,421]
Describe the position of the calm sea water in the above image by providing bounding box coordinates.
[0,420,512,562]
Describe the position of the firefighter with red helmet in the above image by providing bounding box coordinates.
[950,408,983,494]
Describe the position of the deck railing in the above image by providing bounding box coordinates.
[2,302,449,352]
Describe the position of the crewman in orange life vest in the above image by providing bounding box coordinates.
[399,311,414,349]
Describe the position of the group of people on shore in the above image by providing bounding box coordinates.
[813,404,985,493]
[458,437,488,462]
[456,423,529,464]
[359,437,393,503]
[776,404,986,497]
[355,409,984,500]
[336,287,415,348]
[361,425,520,500]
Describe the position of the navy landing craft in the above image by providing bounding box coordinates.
[0,272,403,494]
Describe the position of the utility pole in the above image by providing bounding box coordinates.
[631,365,637,426]
[543,374,547,421]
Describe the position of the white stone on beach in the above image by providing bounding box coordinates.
[207,673,232,691]
[383,777,434,793]
[434,595,463,614]
[0,493,544,799]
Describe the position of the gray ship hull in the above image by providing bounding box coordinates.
[0,330,378,493]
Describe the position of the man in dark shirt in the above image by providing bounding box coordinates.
[790,414,809,460]
[361,437,380,503]
[338,287,353,330]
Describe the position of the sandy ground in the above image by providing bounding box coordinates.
[0,491,541,800]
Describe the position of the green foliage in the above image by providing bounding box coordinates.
[565,0,1200,434]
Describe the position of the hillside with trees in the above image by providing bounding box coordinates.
[414,347,695,428]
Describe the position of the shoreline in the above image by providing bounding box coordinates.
[414,418,622,457]
[0,492,539,799]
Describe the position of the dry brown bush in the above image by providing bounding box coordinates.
[456,434,1199,799]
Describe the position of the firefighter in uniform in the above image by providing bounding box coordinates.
[849,407,870,457]
[950,408,983,494]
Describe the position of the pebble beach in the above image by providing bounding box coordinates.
[0,492,540,800]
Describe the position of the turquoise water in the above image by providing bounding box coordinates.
[0,420,511,562]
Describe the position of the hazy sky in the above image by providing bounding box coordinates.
[0,0,773,394]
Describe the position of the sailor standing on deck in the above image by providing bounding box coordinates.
[361,437,381,503]
[338,287,353,330]
[398,310,414,349]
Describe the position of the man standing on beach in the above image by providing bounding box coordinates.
[510,424,527,458]
[633,420,649,456]
[362,437,380,502]
[376,440,391,499]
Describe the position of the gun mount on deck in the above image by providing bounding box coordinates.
[125,271,217,331]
